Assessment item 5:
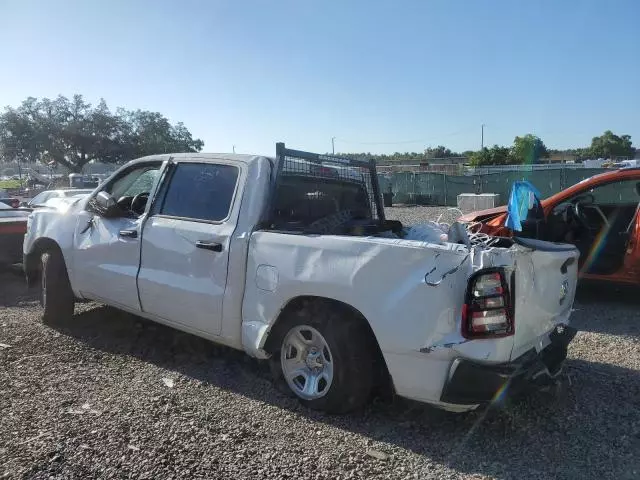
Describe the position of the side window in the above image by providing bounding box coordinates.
[581,180,640,206]
[159,163,239,222]
[272,176,372,229]
[108,166,161,199]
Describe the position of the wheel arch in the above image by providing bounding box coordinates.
[263,295,393,393]
[24,237,65,287]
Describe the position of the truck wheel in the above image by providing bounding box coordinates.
[272,304,375,413]
[40,251,75,323]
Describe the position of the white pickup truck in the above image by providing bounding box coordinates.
[23,144,580,413]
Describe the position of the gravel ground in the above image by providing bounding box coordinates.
[1,206,639,479]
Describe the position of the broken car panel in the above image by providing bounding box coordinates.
[461,167,640,285]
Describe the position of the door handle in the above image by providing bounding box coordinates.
[195,240,223,252]
[119,229,138,238]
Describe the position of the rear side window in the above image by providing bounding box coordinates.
[272,176,372,230]
[160,163,239,222]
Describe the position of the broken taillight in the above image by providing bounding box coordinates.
[462,268,513,338]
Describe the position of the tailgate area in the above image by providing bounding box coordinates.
[509,237,579,360]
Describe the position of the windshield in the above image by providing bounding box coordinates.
[29,191,57,205]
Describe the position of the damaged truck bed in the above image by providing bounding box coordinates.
[23,143,580,413]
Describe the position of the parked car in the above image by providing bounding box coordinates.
[460,167,640,285]
[0,202,29,266]
[0,188,20,208]
[23,188,94,208]
[23,144,579,413]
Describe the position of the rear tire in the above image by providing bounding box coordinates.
[270,302,375,414]
[40,251,75,323]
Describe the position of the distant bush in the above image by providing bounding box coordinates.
[0,179,21,189]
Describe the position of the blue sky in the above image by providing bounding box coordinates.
[1,0,639,155]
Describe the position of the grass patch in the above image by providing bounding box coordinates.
[0,179,22,190]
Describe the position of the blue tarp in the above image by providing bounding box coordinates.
[505,181,542,232]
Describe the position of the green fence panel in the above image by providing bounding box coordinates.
[388,168,610,206]
[413,173,446,205]
[564,169,608,190]
[390,172,414,204]
[443,175,477,206]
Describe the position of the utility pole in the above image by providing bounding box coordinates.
[481,124,485,149]
[331,137,335,155]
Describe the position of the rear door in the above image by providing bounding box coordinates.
[137,161,241,336]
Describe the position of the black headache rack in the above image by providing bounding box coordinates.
[263,143,397,235]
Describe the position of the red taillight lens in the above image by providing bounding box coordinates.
[463,269,513,338]
[470,309,510,333]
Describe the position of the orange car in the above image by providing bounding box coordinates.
[460,168,640,285]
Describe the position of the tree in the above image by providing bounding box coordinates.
[0,95,204,172]
[588,130,634,159]
[511,134,549,164]
[469,145,511,166]
[118,109,204,159]
[339,146,463,164]
[424,145,461,159]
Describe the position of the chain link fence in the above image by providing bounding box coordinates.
[379,168,608,206]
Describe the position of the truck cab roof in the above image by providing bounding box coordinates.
[133,152,274,167]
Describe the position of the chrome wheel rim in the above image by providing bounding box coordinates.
[281,325,333,400]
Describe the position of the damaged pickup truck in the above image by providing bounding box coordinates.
[23,144,580,413]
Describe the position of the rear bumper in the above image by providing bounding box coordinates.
[440,324,577,405]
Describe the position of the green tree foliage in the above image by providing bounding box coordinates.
[469,145,511,166]
[339,146,462,164]
[588,130,634,159]
[0,95,203,172]
[511,134,549,164]
[424,145,461,159]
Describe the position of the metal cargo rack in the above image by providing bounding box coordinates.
[264,143,387,233]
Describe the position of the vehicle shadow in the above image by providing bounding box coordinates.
[49,305,639,480]
[574,283,640,337]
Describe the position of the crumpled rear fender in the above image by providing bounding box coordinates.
[241,232,477,360]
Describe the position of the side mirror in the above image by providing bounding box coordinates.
[91,191,121,218]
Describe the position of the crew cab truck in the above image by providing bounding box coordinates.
[24,144,580,413]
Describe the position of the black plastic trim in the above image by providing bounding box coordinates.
[440,325,577,405]
[513,236,578,252]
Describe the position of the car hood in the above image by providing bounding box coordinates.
[41,196,87,212]
[458,205,507,223]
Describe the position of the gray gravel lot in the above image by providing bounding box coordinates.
[1,206,639,479]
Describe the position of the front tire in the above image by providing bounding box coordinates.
[271,303,375,413]
[40,251,75,323]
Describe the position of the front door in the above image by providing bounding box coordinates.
[565,179,640,276]
[73,162,163,311]
[137,161,240,336]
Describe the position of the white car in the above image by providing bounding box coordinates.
[23,144,580,413]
